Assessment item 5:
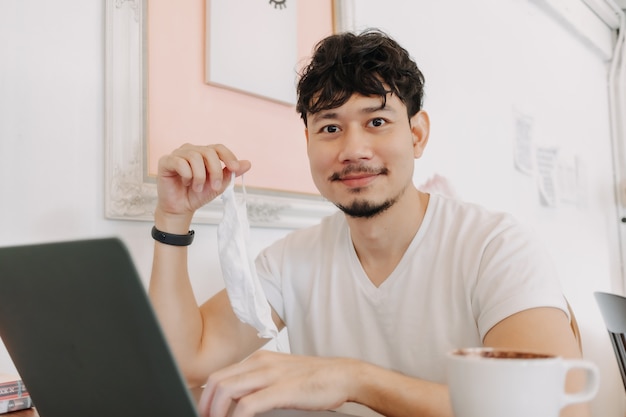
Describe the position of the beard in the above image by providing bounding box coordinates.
[334,197,396,219]
[328,164,407,218]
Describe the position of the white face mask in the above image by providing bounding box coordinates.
[217,173,279,340]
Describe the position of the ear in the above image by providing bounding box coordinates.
[304,128,309,145]
[409,110,430,158]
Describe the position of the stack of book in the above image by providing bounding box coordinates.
[0,374,32,414]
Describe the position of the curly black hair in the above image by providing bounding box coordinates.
[296,29,425,126]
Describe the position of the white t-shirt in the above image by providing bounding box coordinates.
[256,193,567,383]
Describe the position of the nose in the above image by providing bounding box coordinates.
[337,125,373,162]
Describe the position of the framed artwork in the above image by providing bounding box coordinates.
[206,0,298,104]
[104,0,353,228]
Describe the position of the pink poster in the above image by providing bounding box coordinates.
[147,0,335,195]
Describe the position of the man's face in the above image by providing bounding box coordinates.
[305,93,428,219]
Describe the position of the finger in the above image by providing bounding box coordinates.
[198,381,215,417]
[204,370,278,417]
[232,159,252,177]
[198,363,253,417]
[210,144,240,171]
[169,144,229,193]
[172,144,251,191]
[161,144,212,190]
[201,147,228,192]
[230,382,317,417]
[158,154,193,187]
[184,149,209,193]
[201,355,284,417]
[230,386,288,417]
[211,144,252,178]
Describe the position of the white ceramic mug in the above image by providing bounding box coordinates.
[446,347,599,417]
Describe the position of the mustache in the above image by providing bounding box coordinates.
[329,165,389,182]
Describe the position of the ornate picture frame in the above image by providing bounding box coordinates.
[104,0,354,228]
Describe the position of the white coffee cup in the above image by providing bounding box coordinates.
[446,347,599,417]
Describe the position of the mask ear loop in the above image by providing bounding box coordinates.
[240,173,247,198]
[232,172,286,353]
[226,171,236,192]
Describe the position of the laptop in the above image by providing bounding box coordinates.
[0,238,352,417]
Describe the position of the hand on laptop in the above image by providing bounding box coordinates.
[198,350,356,417]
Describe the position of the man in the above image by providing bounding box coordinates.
[149,29,585,417]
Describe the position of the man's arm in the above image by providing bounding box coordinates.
[149,229,274,386]
[148,143,282,386]
[199,306,586,417]
[362,307,585,417]
[484,306,588,417]
[199,349,453,417]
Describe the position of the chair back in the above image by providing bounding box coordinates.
[594,291,626,391]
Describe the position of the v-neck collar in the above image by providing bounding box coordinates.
[343,194,439,297]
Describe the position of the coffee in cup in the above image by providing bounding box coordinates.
[446,347,599,417]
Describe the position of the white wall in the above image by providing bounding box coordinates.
[0,0,291,372]
[345,1,625,415]
[0,1,624,416]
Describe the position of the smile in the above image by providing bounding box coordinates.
[340,173,378,188]
[329,166,389,188]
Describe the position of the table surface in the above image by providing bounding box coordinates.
[9,408,36,417]
[9,387,205,417]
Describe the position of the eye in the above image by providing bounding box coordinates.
[321,125,340,134]
[269,0,287,9]
[368,117,387,128]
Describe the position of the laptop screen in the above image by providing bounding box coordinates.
[0,238,199,417]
